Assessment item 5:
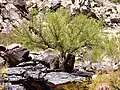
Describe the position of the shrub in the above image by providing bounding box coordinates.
[13,8,105,62]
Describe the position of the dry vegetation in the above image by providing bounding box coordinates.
[54,70,120,90]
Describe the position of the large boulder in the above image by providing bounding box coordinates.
[0,44,31,67]
[4,47,31,67]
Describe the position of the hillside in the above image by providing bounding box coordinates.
[0,0,120,90]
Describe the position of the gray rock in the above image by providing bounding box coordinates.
[80,5,89,13]
[2,8,10,19]
[17,61,35,67]
[1,0,7,4]
[44,0,61,11]
[69,0,120,27]
[7,67,26,75]
[90,1,99,7]
[110,14,120,23]
[0,57,5,66]
[13,0,26,7]
[70,4,77,15]
[5,75,25,82]
[91,60,119,73]
[6,43,21,50]
[44,72,85,85]
[4,83,26,90]
[9,10,21,20]
[0,0,31,33]
[0,16,3,23]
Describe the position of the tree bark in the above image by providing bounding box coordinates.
[59,53,75,73]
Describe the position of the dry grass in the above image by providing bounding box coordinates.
[88,70,120,90]
[0,67,8,90]
[0,67,8,74]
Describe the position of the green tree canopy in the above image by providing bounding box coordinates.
[14,9,104,51]
[13,8,106,62]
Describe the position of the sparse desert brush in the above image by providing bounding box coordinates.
[88,70,120,90]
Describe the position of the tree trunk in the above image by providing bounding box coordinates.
[59,53,75,73]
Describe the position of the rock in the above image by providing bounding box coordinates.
[49,0,61,11]
[0,56,5,66]
[0,16,3,23]
[44,72,85,85]
[9,10,21,20]
[70,4,77,15]
[80,5,90,14]
[1,48,91,90]
[6,43,21,50]
[35,52,75,73]
[1,45,31,67]
[69,0,120,27]
[16,61,35,67]
[91,1,99,7]
[4,83,26,90]
[61,0,72,7]
[13,0,26,7]
[0,45,6,51]
[7,67,26,75]
[29,52,41,60]
[1,0,7,4]
[4,65,47,85]
[2,8,10,19]
[91,60,118,74]
[110,14,120,23]
[0,0,31,33]
[5,75,25,82]
[0,0,120,31]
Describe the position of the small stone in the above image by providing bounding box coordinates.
[2,0,7,4]
[0,57,5,66]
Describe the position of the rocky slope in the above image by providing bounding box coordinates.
[0,44,91,90]
[0,0,120,33]
[0,43,119,90]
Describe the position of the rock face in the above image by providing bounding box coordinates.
[0,44,92,90]
[69,0,120,28]
[0,0,31,33]
[27,0,120,28]
[0,0,120,32]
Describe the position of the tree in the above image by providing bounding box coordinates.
[13,8,104,72]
